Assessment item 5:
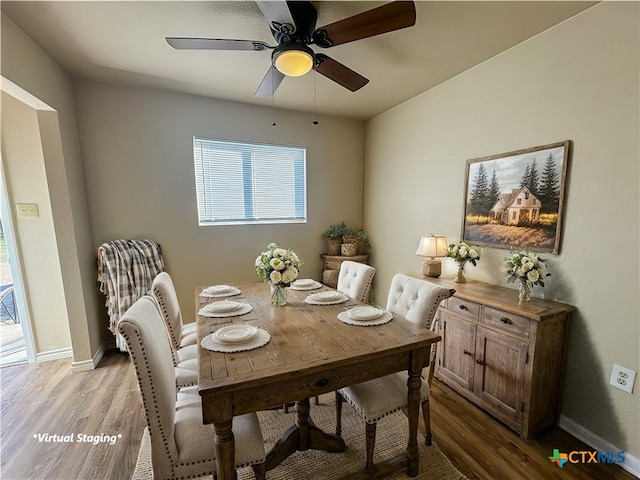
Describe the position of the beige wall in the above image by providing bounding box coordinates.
[73,80,365,325]
[364,2,639,457]
[1,91,72,353]
[1,14,99,367]
[2,0,637,462]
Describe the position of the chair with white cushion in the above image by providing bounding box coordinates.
[335,274,454,475]
[300,260,375,408]
[151,272,198,388]
[336,261,376,303]
[118,296,266,480]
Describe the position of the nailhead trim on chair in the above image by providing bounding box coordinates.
[152,284,181,366]
[152,274,198,390]
[121,328,177,472]
[154,287,179,346]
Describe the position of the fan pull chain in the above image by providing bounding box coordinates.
[271,94,276,127]
[271,68,277,127]
[312,74,319,126]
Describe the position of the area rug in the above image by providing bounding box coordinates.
[132,394,466,480]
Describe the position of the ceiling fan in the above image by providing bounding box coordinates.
[166,1,416,97]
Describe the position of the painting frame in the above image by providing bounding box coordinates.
[461,140,571,254]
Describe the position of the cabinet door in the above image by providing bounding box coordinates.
[438,312,476,391]
[474,327,527,426]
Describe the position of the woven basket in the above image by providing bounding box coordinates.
[322,269,339,288]
[343,235,365,255]
[326,238,342,256]
[341,243,356,256]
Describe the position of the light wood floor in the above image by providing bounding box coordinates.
[0,350,635,480]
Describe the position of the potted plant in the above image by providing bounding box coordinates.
[353,229,371,255]
[322,222,348,255]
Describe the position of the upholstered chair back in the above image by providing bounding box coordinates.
[118,296,179,471]
[337,261,376,303]
[386,274,454,327]
[152,272,183,350]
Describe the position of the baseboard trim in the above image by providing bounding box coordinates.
[69,342,110,372]
[36,347,73,363]
[559,414,640,478]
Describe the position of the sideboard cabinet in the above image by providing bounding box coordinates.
[423,277,575,440]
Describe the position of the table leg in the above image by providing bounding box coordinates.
[214,420,235,480]
[266,397,345,471]
[405,366,422,477]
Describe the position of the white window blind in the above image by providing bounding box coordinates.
[193,137,307,225]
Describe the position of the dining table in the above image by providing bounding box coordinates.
[195,279,441,480]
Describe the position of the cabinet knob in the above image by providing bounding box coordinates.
[315,378,330,388]
[476,359,484,365]
[459,305,467,310]
[463,349,471,355]
[500,317,511,324]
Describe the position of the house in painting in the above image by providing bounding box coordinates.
[489,186,541,226]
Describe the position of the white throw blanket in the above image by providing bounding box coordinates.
[97,239,164,351]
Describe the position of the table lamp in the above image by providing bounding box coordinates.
[416,234,448,278]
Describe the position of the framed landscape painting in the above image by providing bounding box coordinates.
[461,140,571,254]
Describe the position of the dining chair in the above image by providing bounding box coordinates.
[151,271,198,388]
[118,296,266,480]
[296,260,375,410]
[336,260,376,303]
[335,274,454,475]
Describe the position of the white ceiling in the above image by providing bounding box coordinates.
[2,1,596,120]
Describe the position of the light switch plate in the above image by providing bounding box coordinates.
[610,363,636,394]
[16,203,39,218]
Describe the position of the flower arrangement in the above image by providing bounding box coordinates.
[446,241,481,265]
[446,241,480,283]
[255,243,302,287]
[504,250,550,301]
[504,250,549,286]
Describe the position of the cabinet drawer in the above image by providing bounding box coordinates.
[483,307,530,337]
[446,297,481,320]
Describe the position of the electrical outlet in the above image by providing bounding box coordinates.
[609,364,636,394]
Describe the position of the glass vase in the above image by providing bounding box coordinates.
[454,260,467,283]
[518,280,532,302]
[270,283,288,307]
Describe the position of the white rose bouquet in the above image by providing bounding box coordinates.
[255,243,303,287]
[504,250,550,287]
[446,241,481,266]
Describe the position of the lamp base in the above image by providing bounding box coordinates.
[422,258,442,278]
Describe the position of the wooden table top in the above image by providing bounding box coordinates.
[195,280,441,414]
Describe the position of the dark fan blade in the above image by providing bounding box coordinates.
[255,66,286,97]
[166,37,272,51]
[256,1,297,35]
[314,54,369,92]
[312,1,416,48]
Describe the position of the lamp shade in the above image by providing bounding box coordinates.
[273,44,314,77]
[416,235,448,258]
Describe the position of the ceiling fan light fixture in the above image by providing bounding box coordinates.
[272,44,314,77]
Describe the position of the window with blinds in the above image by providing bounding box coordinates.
[193,137,307,225]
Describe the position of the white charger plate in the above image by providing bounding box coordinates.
[310,291,343,302]
[347,306,384,321]
[213,325,258,344]
[204,285,234,294]
[206,300,242,313]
